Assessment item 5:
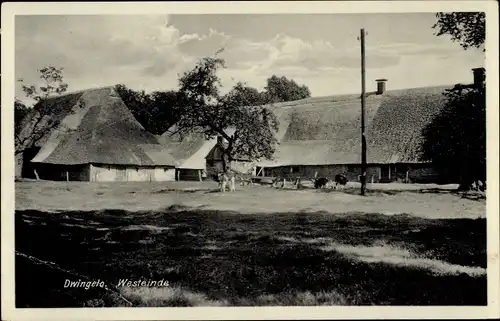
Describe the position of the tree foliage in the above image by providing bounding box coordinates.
[174,56,279,172]
[222,75,311,109]
[15,99,30,136]
[432,12,485,51]
[225,82,268,107]
[18,66,68,101]
[115,85,181,135]
[263,75,311,103]
[421,85,486,188]
[422,13,487,189]
[15,66,68,155]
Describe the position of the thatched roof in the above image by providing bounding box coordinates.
[157,129,217,170]
[258,85,450,167]
[18,86,176,167]
[158,84,451,169]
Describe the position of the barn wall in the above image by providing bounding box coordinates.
[263,164,378,182]
[30,163,91,181]
[262,163,445,184]
[73,164,91,181]
[126,167,151,181]
[177,169,202,181]
[90,164,175,182]
[408,165,441,183]
[154,167,176,181]
[91,164,117,181]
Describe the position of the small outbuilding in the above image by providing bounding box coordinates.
[157,128,255,181]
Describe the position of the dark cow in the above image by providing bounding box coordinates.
[314,177,329,189]
[334,173,348,189]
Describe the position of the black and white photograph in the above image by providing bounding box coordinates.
[1,1,499,320]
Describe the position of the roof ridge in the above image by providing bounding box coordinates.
[261,84,455,109]
[36,85,117,102]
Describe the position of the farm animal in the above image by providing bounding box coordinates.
[478,180,485,192]
[471,180,485,192]
[218,171,236,192]
[334,173,348,189]
[217,172,228,192]
[314,177,329,189]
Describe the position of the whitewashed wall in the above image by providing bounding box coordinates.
[91,164,117,181]
[126,167,150,181]
[90,164,175,182]
[154,168,176,181]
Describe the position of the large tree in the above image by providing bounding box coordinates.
[432,12,485,50]
[115,84,181,135]
[173,55,279,172]
[15,66,68,155]
[421,85,485,188]
[421,13,486,189]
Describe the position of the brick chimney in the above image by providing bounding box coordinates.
[472,67,485,88]
[375,79,388,95]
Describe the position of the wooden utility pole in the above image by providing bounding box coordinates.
[360,28,367,196]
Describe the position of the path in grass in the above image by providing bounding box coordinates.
[16,207,486,307]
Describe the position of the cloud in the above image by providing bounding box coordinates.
[372,42,459,57]
[177,28,231,57]
[214,33,404,79]
[15,15,485,100]
[211,33,470,81]
[212,32,484,96]
[15,15,199,97]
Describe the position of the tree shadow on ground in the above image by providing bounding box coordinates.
[15,208,487,307]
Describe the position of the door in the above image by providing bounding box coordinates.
[115,165,127,181]
[380,165,392,182]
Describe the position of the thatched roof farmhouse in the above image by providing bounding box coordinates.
[162,68,484,184]
[16,86,177,181]
[16,68,482,184]
[255,82,449,183]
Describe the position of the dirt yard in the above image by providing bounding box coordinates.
[14,181,486,307]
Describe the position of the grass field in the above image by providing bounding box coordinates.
[14,181,487,307]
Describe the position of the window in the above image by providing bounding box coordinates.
[290,166,300,173]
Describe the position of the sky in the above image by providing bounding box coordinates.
[15,13,485,104]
